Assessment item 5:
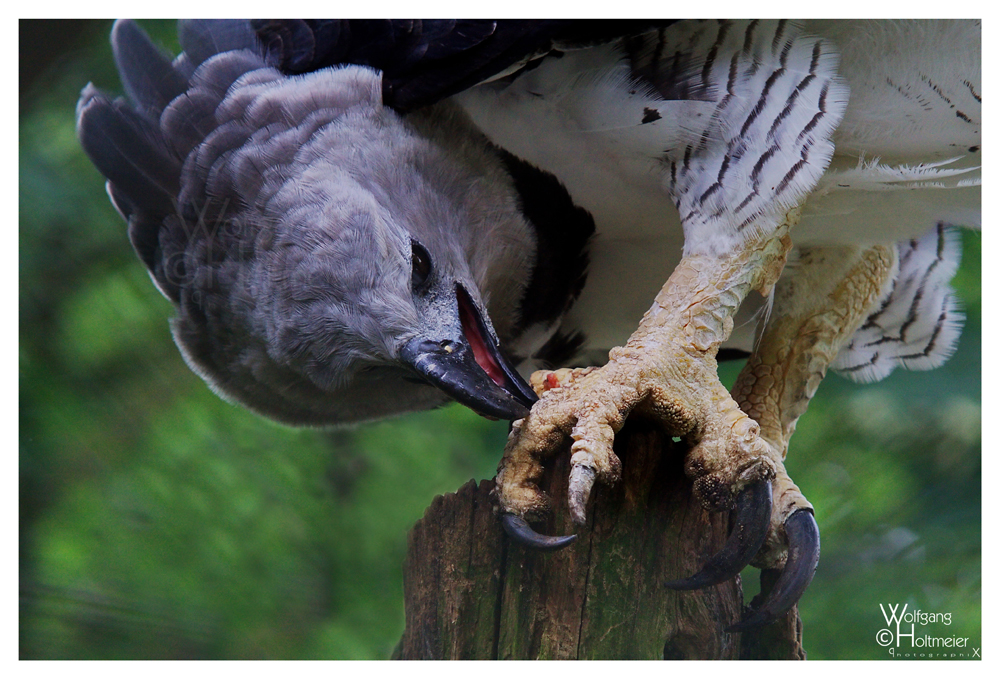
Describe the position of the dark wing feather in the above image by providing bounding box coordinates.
[176,19,259,69]
[250,19,676,111]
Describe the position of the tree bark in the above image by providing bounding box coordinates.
[394,419,805,659]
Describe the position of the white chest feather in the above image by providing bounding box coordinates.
[455,20,979,358]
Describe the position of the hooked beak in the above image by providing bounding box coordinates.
[400,285,537,421]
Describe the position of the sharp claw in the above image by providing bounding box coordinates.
[665,478,773,590]
[568,465,596,525]
[500,513,577,551]
[727,508,820,632]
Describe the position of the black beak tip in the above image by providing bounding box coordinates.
[485,399,531,422]
[401,336,534,422]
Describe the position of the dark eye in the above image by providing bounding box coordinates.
[411,240,432,289]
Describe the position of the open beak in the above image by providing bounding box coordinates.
[400,284,538,421]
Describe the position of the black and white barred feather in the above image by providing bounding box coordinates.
[832,224,964,382]
[631,20,849,253]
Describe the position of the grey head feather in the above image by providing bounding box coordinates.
[78,20,540,425]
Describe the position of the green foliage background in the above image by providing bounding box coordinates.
[20,20,981,660]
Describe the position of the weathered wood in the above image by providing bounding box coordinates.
[394,419,804,659]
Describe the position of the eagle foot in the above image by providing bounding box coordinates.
[494,355,777,563]
[494,238,801,623]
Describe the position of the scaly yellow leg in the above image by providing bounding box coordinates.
[495,219,796,524]
[733,243,897,568]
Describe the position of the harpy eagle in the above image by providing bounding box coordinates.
[76,19,980,629]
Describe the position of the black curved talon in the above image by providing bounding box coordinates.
[727,508,820,632]
[665,478,773,590]
[501,513,577,551]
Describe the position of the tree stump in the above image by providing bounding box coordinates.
[394,419,805,659]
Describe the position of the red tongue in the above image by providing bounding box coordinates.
[457,291,506,388]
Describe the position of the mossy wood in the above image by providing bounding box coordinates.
[394,420,806,659]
